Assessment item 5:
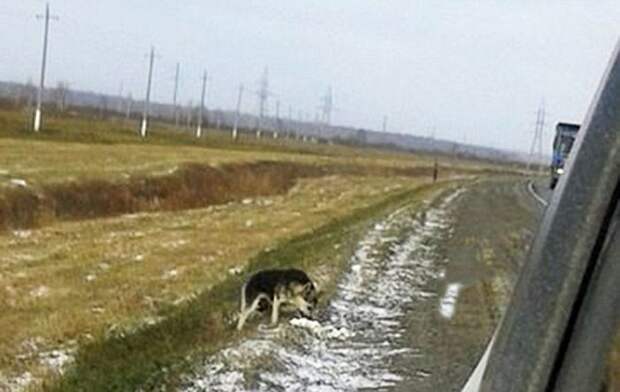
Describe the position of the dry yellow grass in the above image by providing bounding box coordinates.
[0,174,436,384]
[0,138,291,185]
[0,136,447,186]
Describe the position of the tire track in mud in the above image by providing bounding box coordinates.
[179,188,464,392]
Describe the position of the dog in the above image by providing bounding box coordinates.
[236,268,318,330]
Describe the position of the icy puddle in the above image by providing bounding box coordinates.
[180,190,462,391]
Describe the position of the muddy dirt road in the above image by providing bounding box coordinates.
[394,178,545,391]
[179,177,545,391]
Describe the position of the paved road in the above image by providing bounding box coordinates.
[528,178,553,208]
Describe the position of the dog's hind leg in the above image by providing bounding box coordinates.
[237,294,268,331]
[239,282,247,313]
[236,283,248,330]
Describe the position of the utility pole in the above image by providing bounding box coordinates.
[317,86,336,140]
[298,110,306,141]
[232,84,244,140]
[185,100,193,129]
[34,3,58,132]
[125,93,133,119]
[196,70,207,138]
[314,111,321,140]
[527,104,546,171]
[274,99,280,138]
[288,105,293,139]
[140,46,156,138]
[116,82,124,113]
[172,62,180,128]
[382,115,388,133]
[256,67,274,139]
[424,125,437,150]
[320,86,334,125]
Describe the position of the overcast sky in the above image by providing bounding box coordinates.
[1,1,618,152]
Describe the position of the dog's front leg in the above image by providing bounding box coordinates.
[237,294,264,331]
[270,294,281,326]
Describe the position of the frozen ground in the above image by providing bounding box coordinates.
[393,178,543,391]
[179,188,464,391]
[176,178,542,391]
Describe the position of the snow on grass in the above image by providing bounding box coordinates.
[0,371,34,391]
[29,285,50,299]
[9,178,28,187]
[180,189,460,391]
[38,348,75,375]
[0,344,76,391]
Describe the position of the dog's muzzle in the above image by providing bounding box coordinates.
[300,304,318,319]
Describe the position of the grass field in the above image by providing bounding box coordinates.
[0,105,505,390]
[0,107,456,186]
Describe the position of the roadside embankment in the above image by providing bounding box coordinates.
[0,160,506,232]
[41,180,460,392]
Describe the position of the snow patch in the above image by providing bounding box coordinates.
[163,269,179,280]
[0,371,34,391]
[289,317,354,340]
[439,283,463,319]
[228,266,243,276]
[9,178,28,187]
[12,230,32,239]
[39,348,74,374]
[181,189,460,391]
[29,285,49,299]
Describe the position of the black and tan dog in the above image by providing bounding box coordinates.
[236,268,318,330]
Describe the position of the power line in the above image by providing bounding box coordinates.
[254,67,277,138]
[527,103,546,171]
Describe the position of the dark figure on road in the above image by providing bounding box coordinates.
[432,160,439,182]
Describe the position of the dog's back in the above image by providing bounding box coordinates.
[244,268,312,304]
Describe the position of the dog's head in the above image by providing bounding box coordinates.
[292,281,319,317]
